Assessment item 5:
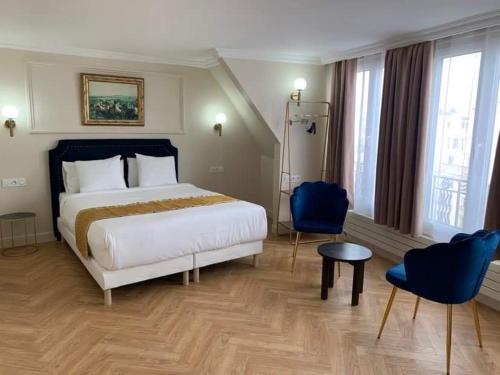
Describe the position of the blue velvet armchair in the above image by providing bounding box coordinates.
[290,181,349,272]
[377,229,500,374]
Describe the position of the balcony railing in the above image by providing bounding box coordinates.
[428,175,468,228]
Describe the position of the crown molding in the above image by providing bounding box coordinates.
[0,42,219,69]
[321,10,500,64]
[216,48,322,65]
[2,10,499,69]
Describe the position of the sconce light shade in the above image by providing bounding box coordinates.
[293,78,307,91]
[291,78,307,104]
[2,105,18,119]
[215,113,227,124]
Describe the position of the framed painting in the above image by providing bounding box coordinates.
[81,73,145,126]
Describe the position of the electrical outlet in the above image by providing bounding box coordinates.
[2,177,27,188]
[282,175,301,184]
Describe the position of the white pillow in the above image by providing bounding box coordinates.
[127,157,139,187]
[63,159,124,194]
[135,154,177,187]
[76,156,127,193]
[62,161,80,194]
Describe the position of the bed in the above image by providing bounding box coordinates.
[49,139,267,305]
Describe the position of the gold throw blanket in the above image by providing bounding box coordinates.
[75,194,237,257]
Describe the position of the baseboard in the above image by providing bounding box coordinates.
[476,292,500,311]
[344,212,434,259]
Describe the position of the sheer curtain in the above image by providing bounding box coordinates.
[352,53,384,217]
[485,134,500,233]
[423,26,500,241]
[327,59,357,205]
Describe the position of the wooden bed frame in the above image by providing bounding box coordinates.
[49,139,262,305]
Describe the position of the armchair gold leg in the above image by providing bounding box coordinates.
[291,232,301,273]
[377,286,397,339]
[471,300,483,348]
[412,296,421,320]
[446,304,453,375]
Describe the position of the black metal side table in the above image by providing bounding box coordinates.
[0,212,38,257]
[318,242,372,306]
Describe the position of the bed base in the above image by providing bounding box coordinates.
[57,219,262,305]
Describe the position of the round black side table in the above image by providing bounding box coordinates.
[0,212,38,257]
[318,242,372,306]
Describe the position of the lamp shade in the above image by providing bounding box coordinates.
[215,113,227,124]
[2,105,18,119]
[294,78,307,91]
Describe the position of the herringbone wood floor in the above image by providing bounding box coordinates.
[1,234,500,375]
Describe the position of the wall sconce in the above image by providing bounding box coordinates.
[2,105,18,137]
[290,78,307,105]
[214,113,226,136]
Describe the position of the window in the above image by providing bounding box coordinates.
[353,53,384,217]
[424,28,500,241]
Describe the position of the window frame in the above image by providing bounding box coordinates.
[423,28,500,240]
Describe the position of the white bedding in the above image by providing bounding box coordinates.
[59,184,267,271]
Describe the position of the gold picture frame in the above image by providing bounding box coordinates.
[81,73,145,126]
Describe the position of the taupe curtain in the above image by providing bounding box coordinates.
[326,58,357,204]
[374,41,434,235]
[485,135,500,236]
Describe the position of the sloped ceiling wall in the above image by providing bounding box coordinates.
[209,61,277,158]
[212,58,330,228]
[221,58,329,141]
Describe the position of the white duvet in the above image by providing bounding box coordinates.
[59,184,267,270]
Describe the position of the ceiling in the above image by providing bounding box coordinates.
[1,0,499,66]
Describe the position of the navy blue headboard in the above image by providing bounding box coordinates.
[49,139,178,240]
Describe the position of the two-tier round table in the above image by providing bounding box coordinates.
[0,212,38,257]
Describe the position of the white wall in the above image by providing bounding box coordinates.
[221,58,330,230]
[222,58,329,138]
[209,62,278,215]
[27,61,184,134]
[210,62,277,157]
[0,48,262,243]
